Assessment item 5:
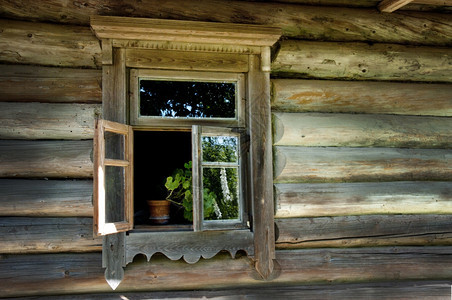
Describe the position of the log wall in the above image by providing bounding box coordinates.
[0,1,451,298]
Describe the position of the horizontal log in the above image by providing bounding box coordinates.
[1,247,452,297]
[126,49,249,72]
[0,140,93,178]
[272,40,452,82]
[271,79,452,116]
[276,214,452,248]
[0,179,93,217]
[277,247,452,283]
[0,217,101,253]
[0,1,451,46]
[274,146,452,183]
[0,65,102,103]
[273,112,452,148]
[11,281,452,299]
[252,0,452,12]
[275,181,452,217]
[0,19,101,68]
[0,102,101,140]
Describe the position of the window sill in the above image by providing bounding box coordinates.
[125,229,254,264]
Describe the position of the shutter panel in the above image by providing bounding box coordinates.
[94,119,134,236]
[192,125,248,231]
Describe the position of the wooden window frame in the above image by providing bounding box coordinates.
[192,125,248,231]
[93,119,134,236]
[91,15,281,290]
[130,69,246,128]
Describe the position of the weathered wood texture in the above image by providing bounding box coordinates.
[272,40,452,82]
[91,15,281,47]
[0,1,451,46]
[0,102,100,140]
[275,181,452,217]
[0,19,101,68]
[379,0,415,12]
[0,179,93,217]
[271,79,452,116]
[248,54,276,279]
[274,146,452,183]
[247,0,452,12]
[0,65,101,103]
[0,140,93,178]
[0,217,101,254]
[9,281,452,299]
[126,49,249,72]
[273,112,452,148]
[276,214,452,248]
[1,247,452,297]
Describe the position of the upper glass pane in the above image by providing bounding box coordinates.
[202,136,238,163]
[139,80,236,119]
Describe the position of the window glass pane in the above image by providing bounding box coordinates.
[105,131,125,160]
[105,166,125,223]
[203,167,239,221]
[202,136,238,163]
[139,80,236,119]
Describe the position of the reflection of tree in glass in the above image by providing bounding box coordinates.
[202,136,237,162]
[140,81,236,118]
[202,136,239,220]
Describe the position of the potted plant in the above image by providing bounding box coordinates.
[148,161,217,224]
[147,161,193,224]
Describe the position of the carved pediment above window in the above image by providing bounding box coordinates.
[90,16,281,70]
[90,16,281,47]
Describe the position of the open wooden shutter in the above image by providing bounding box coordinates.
[94,119,134,236]
[192,125,248,232]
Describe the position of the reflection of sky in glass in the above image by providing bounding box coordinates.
[202,136,238,163]
[139,80,236,119]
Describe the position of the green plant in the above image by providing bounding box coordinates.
[164,161,216,221]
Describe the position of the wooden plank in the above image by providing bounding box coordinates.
[0,102,101,140]
[276,214,452,248]
[272,40,452,82]
[0,1,451,46]
[100,47,128,289]
[9,281,452,299]
[102,48,126,123]
[248,54,276,279]
[0,140,93,178]
[0,217,101,253]
[271,79,452,116]
[126,49,249,72]
[0,65,101,103]
[91,16,281,47]
[273,146,452,183]
[275,181,452,217]
[1,247,452,297]
[276,247,452,283]
[125,230,254,265]
[0,19,101,68]
[379,0,414,12]
[0,179,92,217]
[273,112,452,148]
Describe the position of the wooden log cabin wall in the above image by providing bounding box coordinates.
[0,0,451,298]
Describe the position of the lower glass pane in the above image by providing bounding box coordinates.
[105,166,125,223]
[202,167,239,221]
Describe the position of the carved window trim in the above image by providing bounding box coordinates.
[91,16,281,290]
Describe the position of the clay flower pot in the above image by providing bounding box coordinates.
[147,200,171,225]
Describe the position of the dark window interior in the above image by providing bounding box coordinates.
[133,130,192,226]
[139,80,236,119]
